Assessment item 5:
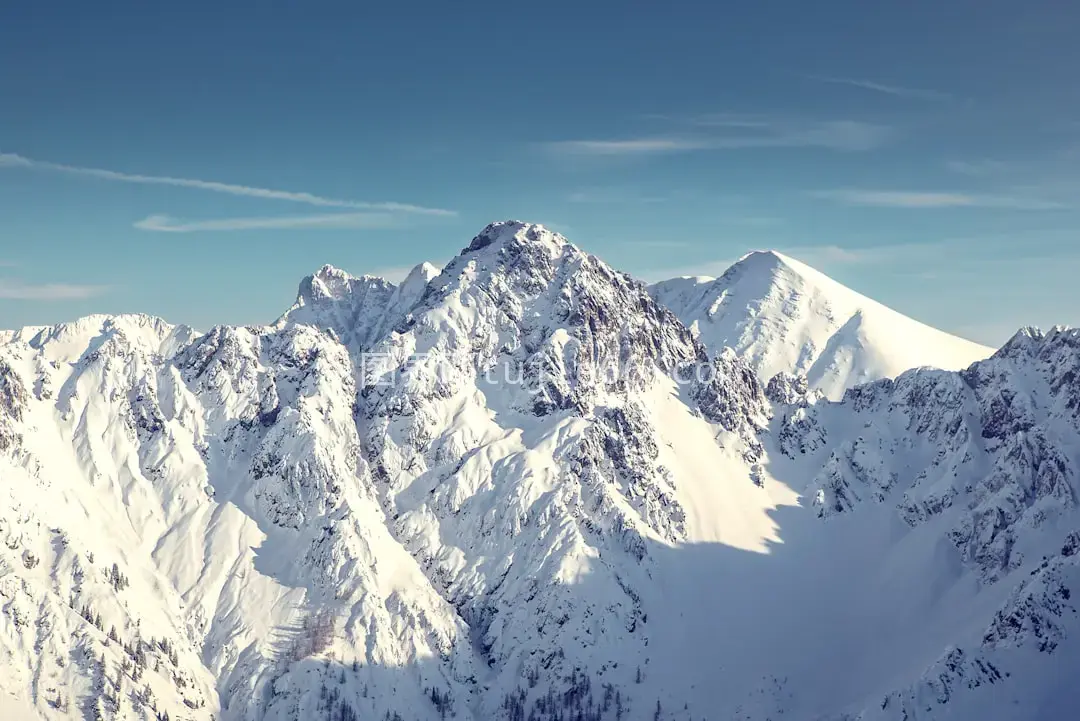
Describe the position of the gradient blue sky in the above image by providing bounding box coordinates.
[2,1,1077,345]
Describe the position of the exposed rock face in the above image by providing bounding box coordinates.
[0,357,28,451]
[799,328,1079,586]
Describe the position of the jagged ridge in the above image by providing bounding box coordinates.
[0,222,1077,721]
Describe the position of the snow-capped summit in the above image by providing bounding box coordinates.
[397,260,441,296]
[301,264,369,302]
[650,248,992,398]
[461,219,569,257]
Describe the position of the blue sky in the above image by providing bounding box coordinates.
[1,1,1077,345]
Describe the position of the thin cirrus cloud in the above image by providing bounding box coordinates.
[552,138,712,156]
[945,159,1015,177]
[0,259,103,302]
[547,120,892,156]
[0,151,456,218]
[810,189,1066,210]
[567,187,667,204]
[0,279,107,301]
[807,75,951,101]
[134,212,400,233]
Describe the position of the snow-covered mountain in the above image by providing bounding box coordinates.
[0,221,1077,721]
[650,250,992,399]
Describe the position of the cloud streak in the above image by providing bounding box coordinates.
[810,189,1066,210]
[134,212,400,233]
[808,75,950,101]
[547,120,891,156]
[567,187,667,204]
[0,152,456,217]
[550,138,711,156]
[0,279,108,301]
[945,159,1014,177]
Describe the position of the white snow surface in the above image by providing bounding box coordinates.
[650,250,993,399]
[0,221,1077,721]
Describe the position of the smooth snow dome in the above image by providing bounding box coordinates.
[650,250,993,399]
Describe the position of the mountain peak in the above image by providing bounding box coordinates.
[994,325,1054,359]
[280,265,399,348]
[651,248,992,398]
[315,262,348,279]
[736,249,790,265]
[405,261,441,283]
[722,249,824,286]
[300,265,358,304]
[464,220,568,255]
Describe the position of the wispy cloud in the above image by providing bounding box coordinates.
[0,279,108,301]
[785,244,866,265]
[134,212,399,233]
[547,120,891,156]
[637,113,773,129]
[567,187,667,204]
[679,114,777,129]
[810,189,1066,210]
[945,159,1014,177]
[807,232,1080,267]
[947,145,1080,180]
[0,152,456,216]
[808,75,950,101]
[550,138,710,156]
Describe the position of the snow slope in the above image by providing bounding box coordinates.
[0,221,1077,721]
[650,250,992,399]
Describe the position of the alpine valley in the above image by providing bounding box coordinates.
[1,221,1077,721]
